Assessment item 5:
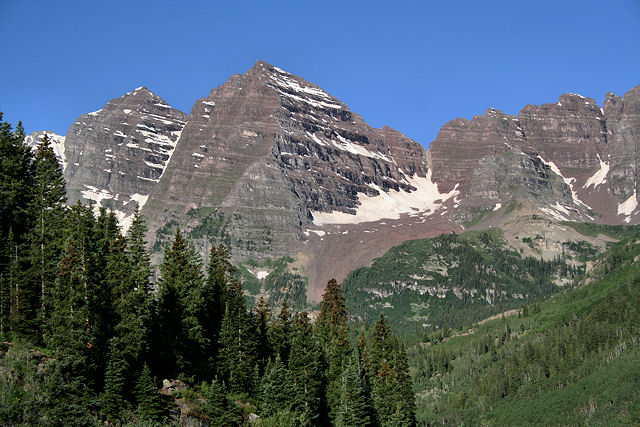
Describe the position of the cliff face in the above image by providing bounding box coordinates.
[29,62,639,300]
[61,87,188,228]
[143,61,436,259]
[428,86,640,225]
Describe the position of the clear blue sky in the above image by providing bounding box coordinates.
[1,0,639,148]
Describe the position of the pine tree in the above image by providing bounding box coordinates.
[325,326,351,421]
[269,301,293,365]
[217,278,259,393]
[204,378,232,425]
[203,244,235,362]
[288,312,326,425]
[125,209,154,365]
[253,296,272,375]
[336,354,373,427]
[367,314,394,377]
[46,204,95,387]
[260,354,295,417]
[316,278,348,352]
[135,363,163,422]
[0,115,34,274]
[101,338,127,422]
[390,342,416,426]
[25,134,67,340]
[155,228,206,378]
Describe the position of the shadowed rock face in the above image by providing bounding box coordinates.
[61,87,188,228]
[29,62,639,300]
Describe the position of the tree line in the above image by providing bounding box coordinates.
[0,114,416,425]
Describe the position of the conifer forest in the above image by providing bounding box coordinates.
[2,111,640,426]
[0,115,415,425]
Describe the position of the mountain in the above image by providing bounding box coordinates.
[27,61,640,304]
[38,87,189,230]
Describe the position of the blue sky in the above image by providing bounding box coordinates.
[1,0,639,148]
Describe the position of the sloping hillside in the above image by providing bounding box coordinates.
[408,232,640,425]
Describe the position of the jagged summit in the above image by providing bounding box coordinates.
[26,63,640,300]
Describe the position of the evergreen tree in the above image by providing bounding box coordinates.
[204,378,234,426]
[125,209,154,365]
[316,278,348,352]
[101,338,127,422]
[269,301,293,365]
[25,134,67,340]
[253,296,272,375]
[327,326,352,417]
[260,354,294,417]
[288,312,326,425]
[336,354,373,427]
[155,228,206,378]
[135,363,163,422]
[217,278,259,392]
[390,342,416,426]
[0,115,33,269]
[46,203,95,384]
[203,243,235,362]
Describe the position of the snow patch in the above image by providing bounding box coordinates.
[538,155,590,208]
[256,271,269,280]
[311,170,459,225]
[129,193,149,208]
[81,185,114,206]
[539,206,569,222]
[583,154,609,188]
[617,189,638,220]
[493,203,502,211]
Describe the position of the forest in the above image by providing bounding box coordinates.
[0,114,415,425]
[408,230,640,424]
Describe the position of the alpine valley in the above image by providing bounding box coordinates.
[6,61,639,425]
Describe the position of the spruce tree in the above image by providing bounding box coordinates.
[260,354,294,417]
[217,278,259,393]
[101,338,127,422]
[125,209,154,365]
[269,301,293,365]
[135,363,163,422]
[253,296,272,375]
[25,134,67,340]
[155,228,206,378]
[0,115,34,273]
[45,204,96,395]
[203,244,235,362]
[316,278,348,352]
[204,378,232,425]
[288,312,326,425]
[336,354,373,427]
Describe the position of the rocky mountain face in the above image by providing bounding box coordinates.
[430,87,640,225]
[30,62,640,302]
[57,87,187,229]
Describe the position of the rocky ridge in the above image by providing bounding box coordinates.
[28,61,640,301]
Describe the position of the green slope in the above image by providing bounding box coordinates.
[343,229,581,333]
[409,233,640,425]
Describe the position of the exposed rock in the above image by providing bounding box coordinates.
[61,87,188,231]
[28,62,640,301]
